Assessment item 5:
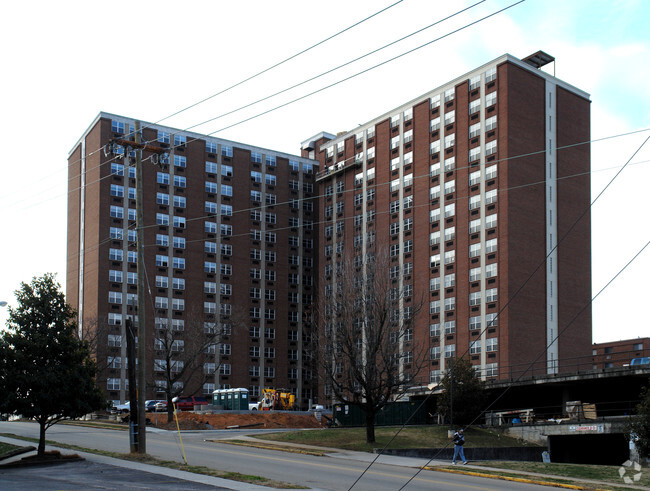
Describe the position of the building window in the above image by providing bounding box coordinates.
[444,110,455,125]
[469,340,481,354]
[485,91,497,107]
[445,344,456,358]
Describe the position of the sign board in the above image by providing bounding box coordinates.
[568,424,604,433]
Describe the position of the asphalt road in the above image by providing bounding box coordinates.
[0,421,557,491]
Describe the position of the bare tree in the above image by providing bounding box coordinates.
[150,311,230,422]
[76,316,113,381]
[315,251,427,443]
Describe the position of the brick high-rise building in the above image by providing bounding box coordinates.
[302,52,592,388]
[67,113,319,407]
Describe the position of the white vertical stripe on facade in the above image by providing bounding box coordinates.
[545,82,559,374]
[78,139,86,338]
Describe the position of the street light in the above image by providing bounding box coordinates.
[0,301,7,307]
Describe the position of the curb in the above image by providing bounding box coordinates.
[426,467,610,490]
[211,439,326,456]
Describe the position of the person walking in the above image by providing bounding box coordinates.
[452,428,467,465]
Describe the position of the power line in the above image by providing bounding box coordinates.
[168,1,488,137]
[0,1,405,206]
[62,127,650,279]
[369,134,650,490]
[61,0,512,192]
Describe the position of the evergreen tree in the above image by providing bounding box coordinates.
[437,357,486,426]
[0,274,106,456]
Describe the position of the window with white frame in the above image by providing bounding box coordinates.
[430,277,440,291]
[444,110,455,125]
[429,254,440,268]
[486,312,498,327]
[390,114,400,128]
[486,338,498,352]
[469,147,481,162]
[470,340,482,354]
[430,208,441,223]
[444,180,456,195]
[444,226,455,241]
[445,344,456,358]
[444,297,455,312]
[469,242,481,257]
[469,170,481,186]
[469,218,481,234]
[485,164,497,180]
[444,203,455,218]
[430,300,441,314]
[485,214,497,229]
[485,238,497,253]
[430,140,441,155]
[431,94,441,108]
[430,231,441,246]
[390,135,400,149]
[403,129,413,144]
[485,140,497,156]
[428,164,442,182]
[470,316,481,330]
[444,88,454,102]
[470,267,481,282]
[485,91,497,107]
[469,99,481,115]
[469,291,481,306]
[444,157,455,172]
[485,115,497,131]
[444,134,455,149]
[444,273,455,288]
[444,250,455,264]
[469,195,481,210]
[485,287,498,302]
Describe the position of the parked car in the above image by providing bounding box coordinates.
[154,400,168,412]
[145,400,167,412]
[112,401,130,414]
[176,396,208,411]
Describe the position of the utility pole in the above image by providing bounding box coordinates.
[125,317,138,452]
[135,120,147,454]
[105,123,166,455]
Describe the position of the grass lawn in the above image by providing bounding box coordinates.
[0,442,21,456]
[0,433,303,489]
[468,461,650,488]
[256,426,541,452]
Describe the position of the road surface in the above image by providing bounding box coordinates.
[0,421,558,490]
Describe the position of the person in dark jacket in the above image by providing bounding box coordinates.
[452,428,467,464]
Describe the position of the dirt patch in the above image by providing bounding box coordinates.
[149,411,326,431]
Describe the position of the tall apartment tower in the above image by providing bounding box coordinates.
[302,52,592,385]
[68,113,319,407]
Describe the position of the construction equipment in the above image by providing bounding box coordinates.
[260,388,296,410]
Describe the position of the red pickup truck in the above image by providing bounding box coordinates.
[176,396,208,411]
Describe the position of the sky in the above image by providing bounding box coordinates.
[0,0,648,344]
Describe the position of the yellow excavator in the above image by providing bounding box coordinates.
[260,388,296,410]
